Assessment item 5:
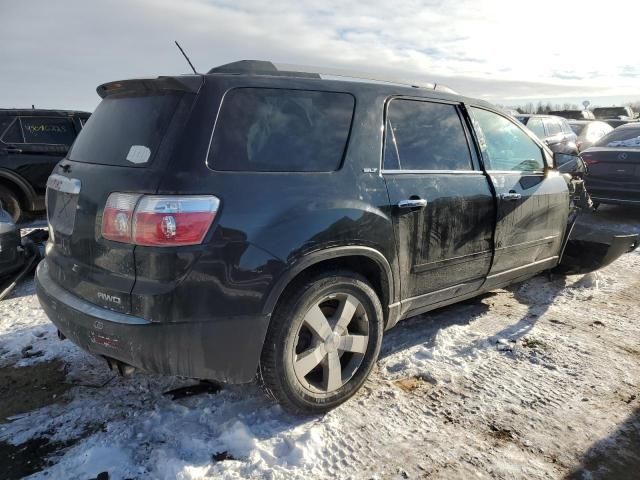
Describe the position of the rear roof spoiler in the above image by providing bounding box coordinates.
[97,75,203,98]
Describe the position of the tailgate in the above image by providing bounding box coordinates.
[46,162,164,313]
[44,78,200,313]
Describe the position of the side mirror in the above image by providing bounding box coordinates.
[554,152,586,176]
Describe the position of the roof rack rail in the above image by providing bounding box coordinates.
[207,60,457,94]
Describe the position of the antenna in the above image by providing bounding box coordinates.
[174,40,198,74]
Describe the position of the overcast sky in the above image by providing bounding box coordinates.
[1,0,638,112]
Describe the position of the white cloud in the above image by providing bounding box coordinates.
[0,0,638,111]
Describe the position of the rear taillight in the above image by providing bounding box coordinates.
[582,154,599,166]
[101,193,219,246]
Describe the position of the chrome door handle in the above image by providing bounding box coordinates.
[398,198,428,209]
[500,192,522,201]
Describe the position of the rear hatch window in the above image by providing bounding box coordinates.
[208,88,355,172]
[69,94,181,167]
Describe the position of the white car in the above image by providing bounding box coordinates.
[568,120,613,152]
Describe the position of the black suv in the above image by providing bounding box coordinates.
[0,109,90,221]
[36,61,594,412]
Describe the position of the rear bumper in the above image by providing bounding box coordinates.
[35,260,270,383]
[591,195,640,207]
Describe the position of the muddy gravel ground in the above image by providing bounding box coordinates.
[0,205,639,479]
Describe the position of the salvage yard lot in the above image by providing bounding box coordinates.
[1,205,639,480]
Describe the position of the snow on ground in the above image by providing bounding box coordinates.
[1,205,639,479]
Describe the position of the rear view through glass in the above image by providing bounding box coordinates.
[209,88,355,171]
[69,94,181,167]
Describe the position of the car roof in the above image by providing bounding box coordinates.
[0,108,91,118]
[202,60,495,109]
[516,114,561,119]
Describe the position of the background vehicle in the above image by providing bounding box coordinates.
[36,61,623,413]
[0,109,90,222]
[568,120,613,151]
[582,123,640,207]
[593,106,636,120]
[549,109,595,120]
[515,114,578,161]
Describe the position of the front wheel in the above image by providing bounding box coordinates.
[259,271,384,413]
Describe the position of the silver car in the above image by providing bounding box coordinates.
[568,120,613,152]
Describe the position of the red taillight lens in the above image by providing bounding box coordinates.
[582,155,599,166]
[101,194,219,246]
[101,193,141,243]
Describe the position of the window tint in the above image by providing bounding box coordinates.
[210,88,354,172]
[544,119,562,135]
[69,94,181,167]
[1,120,23,143]
[0,118,14,139]
[21,117,76,145]
[383,99,472,171]
[470,108,545,172]
[525,117,545,138]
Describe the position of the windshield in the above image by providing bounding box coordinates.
[68,94,181,167]
[594,127,640,148]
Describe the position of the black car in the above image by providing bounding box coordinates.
[582,123,640,207]
[548,110,595,120]
[515,114,578,155]
[35,61,620,412]
[0,109,90,222]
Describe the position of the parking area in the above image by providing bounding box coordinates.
[1,205,639,479]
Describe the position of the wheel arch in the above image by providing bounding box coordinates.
[262,246,399,329]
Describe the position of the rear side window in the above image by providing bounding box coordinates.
[210,88,354,172]
[383,99,473,171]
[544,119,562,135]
[525,117,545,138]
[21,117,76,146]
[69,94,181,167]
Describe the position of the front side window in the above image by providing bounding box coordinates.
[21,117,76,145]
[209,88,355,172]
[470,107,545,172]
[383,99,473,171]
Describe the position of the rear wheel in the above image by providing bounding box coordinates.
[0,186,22,223]
[259,271,383,413]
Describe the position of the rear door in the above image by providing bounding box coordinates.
[468,106,569,288]
[382,98,495,316]
[45,82,198,312]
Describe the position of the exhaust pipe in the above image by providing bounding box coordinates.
[105,357,136,377]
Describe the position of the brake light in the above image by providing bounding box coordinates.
[101,194,219,246]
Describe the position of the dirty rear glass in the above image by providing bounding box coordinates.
[68,94,180,167]
[595,127,640,148]
[209,88,355,171]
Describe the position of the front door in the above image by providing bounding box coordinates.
[468,106,570,288]
[383,98,495,317]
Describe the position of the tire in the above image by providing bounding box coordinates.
[0,186,22,223]
[259,271,384,413]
